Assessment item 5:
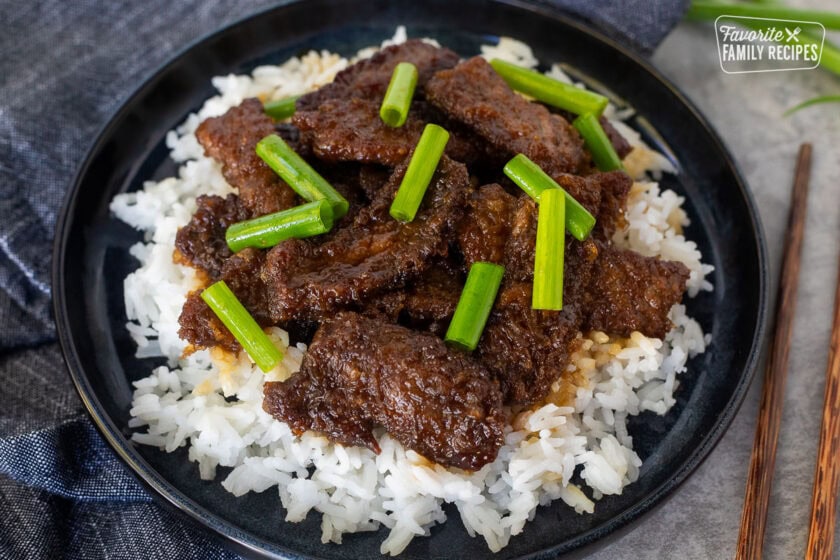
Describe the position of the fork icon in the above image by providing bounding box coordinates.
[785,27,802,42]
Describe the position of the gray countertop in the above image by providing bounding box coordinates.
[593,14,840,560]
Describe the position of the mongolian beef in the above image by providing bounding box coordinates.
[173,40,689,472]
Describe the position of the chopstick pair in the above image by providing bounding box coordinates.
[735,144,840,560]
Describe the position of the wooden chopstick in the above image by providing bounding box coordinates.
[805,235,840,559]
[735,143,812,560]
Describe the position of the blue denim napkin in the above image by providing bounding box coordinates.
[0,1,687,558]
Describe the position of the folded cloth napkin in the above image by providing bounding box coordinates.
[0,0,687,558]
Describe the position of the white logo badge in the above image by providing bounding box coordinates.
[715,15,825,74]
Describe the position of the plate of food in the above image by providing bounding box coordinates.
[53,0,767,558]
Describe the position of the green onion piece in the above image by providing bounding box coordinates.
[445,262,505,352]
[200,281,283,372]
[489,58,609,116]
[685,2,840,30]
[572,113,624,172]
[502,154,596,241]
[390,124,450,222]
[256,134,349,219]
[225,200,334,253]
[784,94,840,116]
[532,189,566,311]
[263,95,300,120]
[380,62,418,127]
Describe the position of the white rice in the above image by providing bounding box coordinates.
[112,30,713,555]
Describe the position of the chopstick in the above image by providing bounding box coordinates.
[805,237,840,559]
[735,143,812,560]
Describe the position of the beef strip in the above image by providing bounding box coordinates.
[456,184,516,268]
[358,164,391,200]
[294,98,426,166]
[263,155,470,323]
[425,56,586,175]
[592,170,632,242]
[501,196,541,283]
[263,312,505,470]
[461,182,602,404]
[178,291,238,353]
[476,239,599,404]
[365,264,462,336]
[583,245,690,339]
[195,98,298,216]
[296,40,460,111]
[177,247,270,352]
[174,194,250,279]
[294,97,504,168]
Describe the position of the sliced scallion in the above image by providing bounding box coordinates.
[686,2,840,30]
[256,134,349,219]
[445,262,505,352]
[225,199,334,253]
[380,62,418,128]
[532,188,565,311]
[572,113,624,172]
[264,95,300,120]
[502,153,595,241]
[390,124,449,222]
[200,281,283,372]
[490,58,609,116]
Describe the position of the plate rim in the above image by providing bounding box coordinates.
[52,1,769,558]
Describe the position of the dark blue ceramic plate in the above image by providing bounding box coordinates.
[53,0,767,558]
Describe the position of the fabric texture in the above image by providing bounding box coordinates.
[0,1,687,558]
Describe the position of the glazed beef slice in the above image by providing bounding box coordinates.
[293,97,426,166]
[175,193,249,279]
[584,246,690,339]
[178,248,270,351]
[263,312,505,471]
[476,239,599,405]
[296,39,460,111]
[425,56,586,175]
[263,155,470,323]
[195,98,298,216]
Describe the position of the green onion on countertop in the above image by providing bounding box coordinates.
[380,62,418,128]
[686,2,840,30]
[200,281,283,372]
[256,134,349,219]
[445,262,505,352]
[390,123,450,222]
[225,199,334,253]
[784,95,840,116]
[502,154,595,241]
[264,95,300,120]
[489,58,609,116]
[572,113,625,172]
[532,188,566,311]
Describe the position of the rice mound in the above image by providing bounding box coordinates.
[112,29,712,555]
